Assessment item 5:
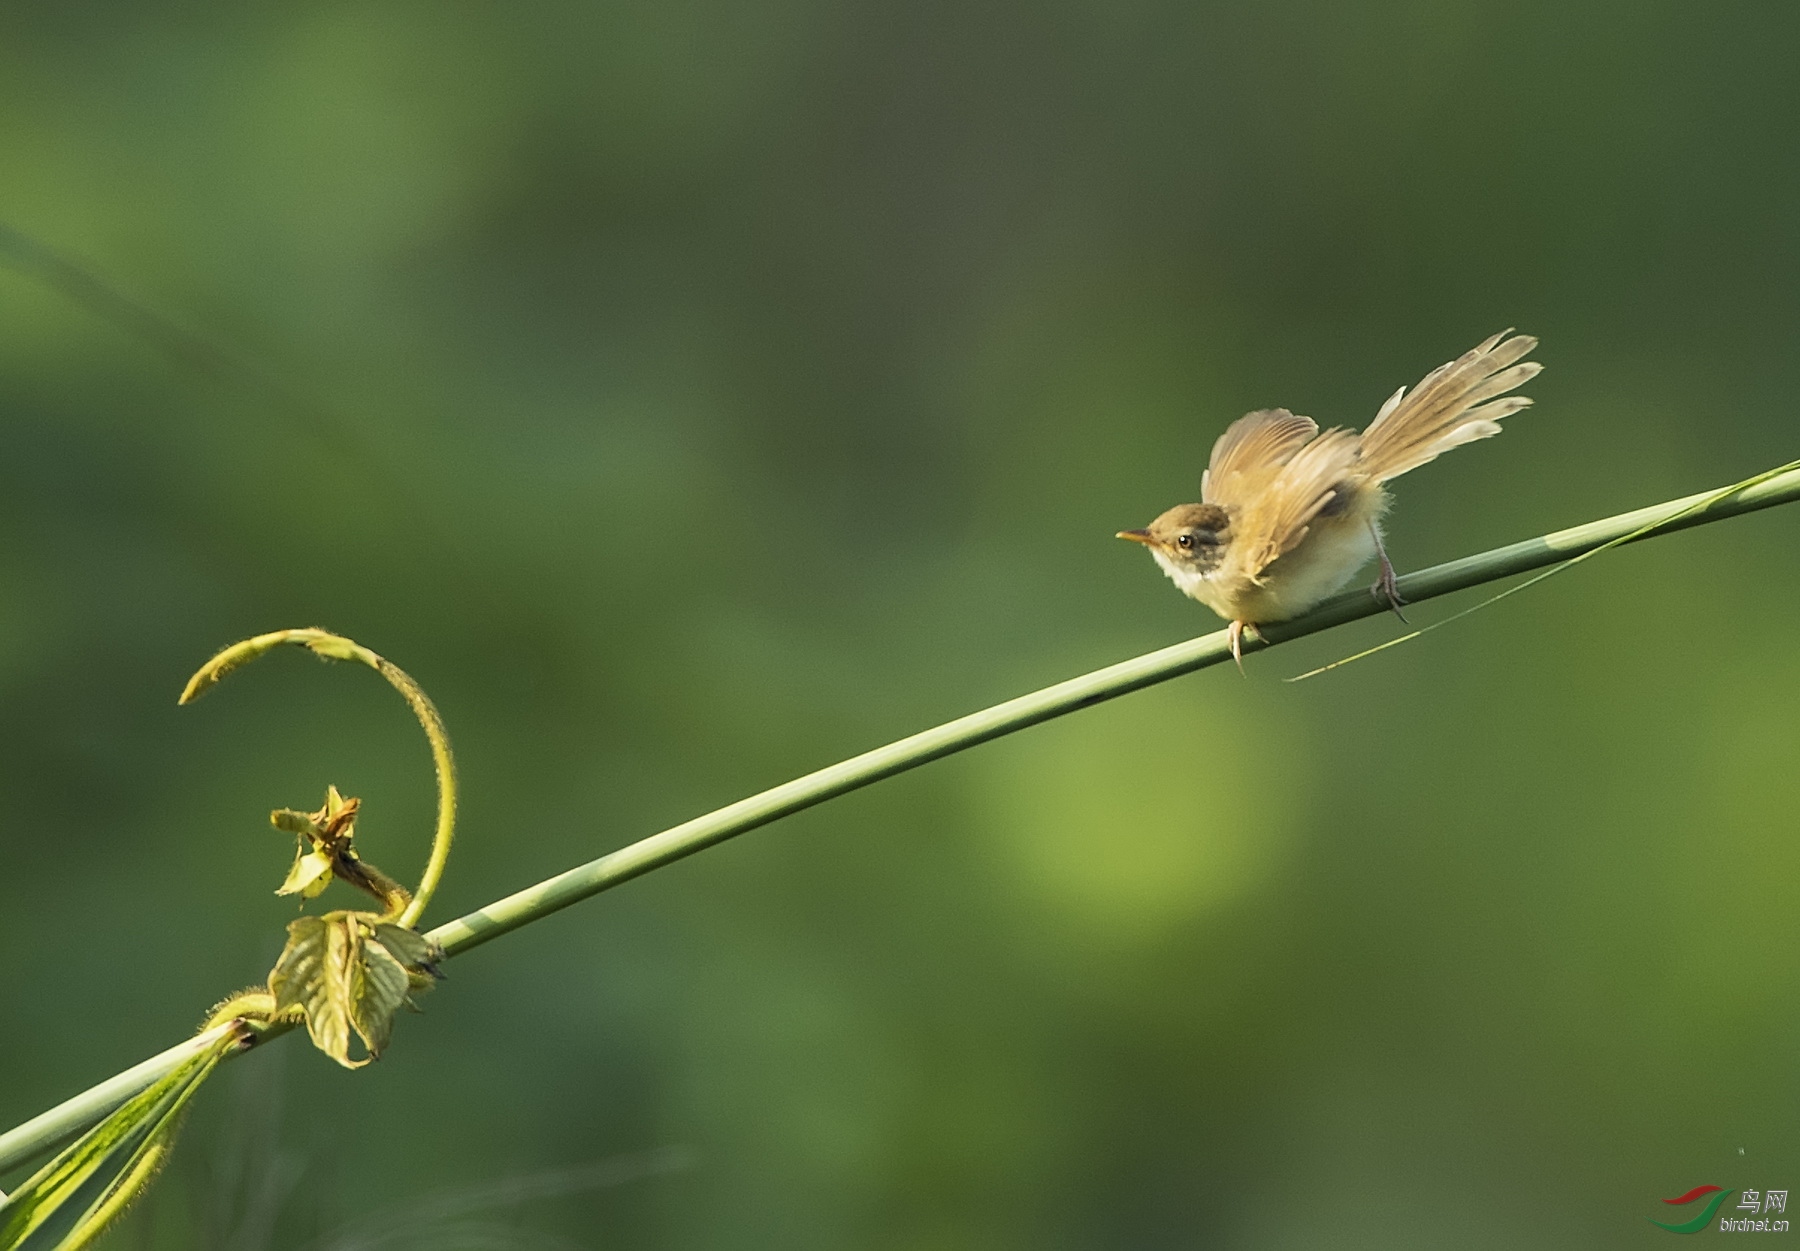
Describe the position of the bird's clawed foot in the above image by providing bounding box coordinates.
[1368,531,1409,624]
[1227,620,1263,674]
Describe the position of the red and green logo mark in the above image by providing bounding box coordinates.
[1652,1186,1735,1234]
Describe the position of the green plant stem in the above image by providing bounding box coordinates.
[377,656,457,929]
[426,460,1800,956]
[7,462,1800,1177]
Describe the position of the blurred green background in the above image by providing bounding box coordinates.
[3,2,1800,1247]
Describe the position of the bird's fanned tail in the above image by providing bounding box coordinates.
[1357,331,1542,482]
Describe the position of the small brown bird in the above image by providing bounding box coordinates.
[1118,331,1542,664]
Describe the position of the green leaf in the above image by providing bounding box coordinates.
[269,913,438,1069]
[277,849,335,899]
[349,934,412,1056]
[0,1030,235,1250]
[270,914,361,1068]
[269,808,320,837]
[371,923,440,972]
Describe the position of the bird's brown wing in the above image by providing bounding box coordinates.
[1201,408,1319,505]
[1226,428,1364,583]
[1356,331,1541,483]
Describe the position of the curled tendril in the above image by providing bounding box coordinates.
[179,628,457,928]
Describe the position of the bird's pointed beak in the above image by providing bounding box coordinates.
[1115,529,1153,545]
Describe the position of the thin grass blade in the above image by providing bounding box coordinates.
[0,1028,237,1250]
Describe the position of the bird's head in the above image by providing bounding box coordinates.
[1116,502,1232,577]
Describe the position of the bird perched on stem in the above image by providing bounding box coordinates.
[1118,330,1542,666]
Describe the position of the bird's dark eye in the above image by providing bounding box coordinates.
[1176,533,1196,550]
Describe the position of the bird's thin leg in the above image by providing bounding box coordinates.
[1368,526,1409,624]
[1227,620,1246,674]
